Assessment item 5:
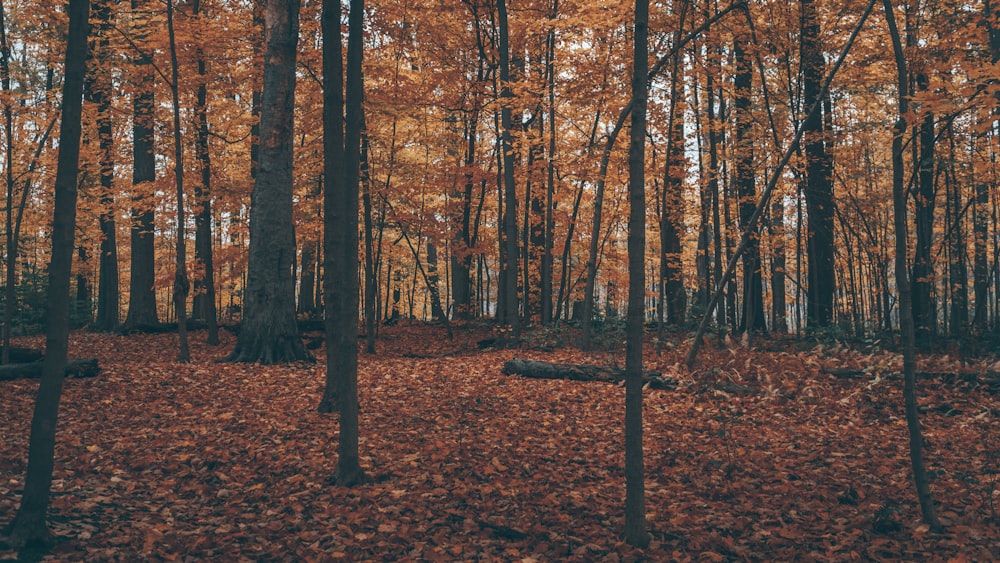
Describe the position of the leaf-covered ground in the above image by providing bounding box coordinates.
[1,326,998,561]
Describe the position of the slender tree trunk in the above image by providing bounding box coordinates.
[541,1,558,324]
[192,0,218,345]
[92,0,118,333]
[770,200,788,332]
[225,0,308,363]
[4,0,89,545]
[979,0,1000,331]
[912,90,936,343]
[75,247,91,324]
[945,127,967,338]
[298,238,318,316]
[1,0,13,362]
[361,120,377,352]
[320,0,365,487]
[497,0,520,339]
[624,0,649,547]
[166,0,190,362]
[661,5,688,327]
[882,0,942,530]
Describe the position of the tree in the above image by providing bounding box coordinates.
[318,0,365,487]
[124,0,159,330]
[734,28,764,334]
[497,0,520,339]
[224,0,309,363]
[3,0,89,546]
[802,0,835,329]
[192,0,219,345]
[882,0,942,530]
[166,0,190,361]
[623,0,649,547]
[90,0,119,333]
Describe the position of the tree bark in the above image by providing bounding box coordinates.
[319,0,365,487]
[497,0,520,340]
[5,0,89,546]
[802,0,835,329]
[882,0,942,530]
[92,0,119,333]
[225,0,309,364]
[192,0,219,346]
[734,35,764,335]
[166,0,190,362]
[624,0,649,546]
[124,0,159,330]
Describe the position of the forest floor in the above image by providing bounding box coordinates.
[1,323,999,561]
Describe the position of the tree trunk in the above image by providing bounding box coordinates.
[734,36,764,335]
[92,0,118,333]
[624,0,649,546]
[979,0,1000,331]
[498,0,520,340]
[298,237,318,316]
[225,0,309,364]
[945,127,968,338]
[75,246,92,325]
[125,0,159,330]
[166,0,190,362]
[541,3,558,325]
[882,0,942,530]
[192,0,219,346]
[360,120,377,352]
[319,0,365,487]
[1,0,14,362]
[5,0,88,546]
[770,200,788,332]
[802,0,835,329]
[661,16,687,328]
[912,95,936,344]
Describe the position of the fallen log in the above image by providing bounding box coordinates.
[502,358,676,390]
[0,347,44,363]
[0,358,100,381]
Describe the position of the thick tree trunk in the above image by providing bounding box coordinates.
[225,0,309,364]
[125,0,159,330]
[5,0,88,546]
[734,37,764,335]
[802,0,835,329]
[501,359,674,389]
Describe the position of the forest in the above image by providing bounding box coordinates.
[1,0,1000,559]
